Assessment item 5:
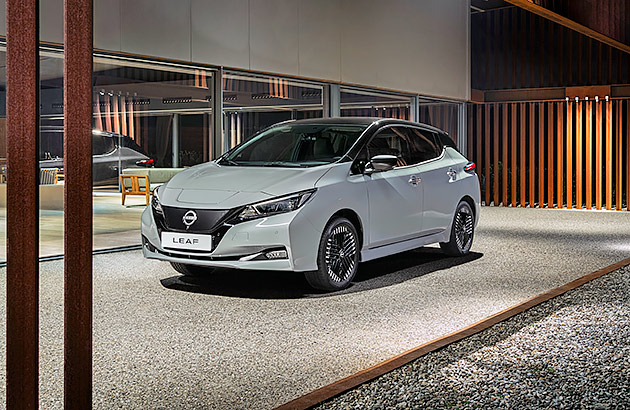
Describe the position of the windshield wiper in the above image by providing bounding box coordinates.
[218,158,240,166]
[260,161,303,168]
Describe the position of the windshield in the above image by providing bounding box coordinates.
[219,123,368,167]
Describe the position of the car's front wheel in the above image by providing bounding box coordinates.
[440,200,475,256]
[170,262,214,277]
[304,217,360,291]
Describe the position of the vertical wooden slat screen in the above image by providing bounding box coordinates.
[606,100,613,210]
[467,98,629,211]
[585,101,592,210]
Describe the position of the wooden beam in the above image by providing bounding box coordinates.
[493,104,499,206]
[557,102,564,208]
[529,102,535,206]
[547,102,554,207]
[576,101,582,209]
[616,101,623,210]
[566,101,573,209]
[520,103,526,207]
[485,106,491,205]
[504,0,630,56]
[502,104,508,206]
[596,100,603,210]
[585,101,592,210]
[606,99,613,210]
[511,104,517,207]
[538,103,544,207]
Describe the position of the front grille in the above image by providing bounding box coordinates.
[161,206,234,233]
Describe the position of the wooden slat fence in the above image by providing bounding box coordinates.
[467,99,630,210]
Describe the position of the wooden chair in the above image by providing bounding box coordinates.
[40,168,59,185]
[120,174,150,206]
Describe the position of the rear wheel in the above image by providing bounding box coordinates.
[440,201,475,256]
[170,262,213,277]
[304,217,360,291]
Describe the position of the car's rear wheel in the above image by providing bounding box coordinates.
[440,200,475,256]
[170,262,213,277]
[305,217,360,291]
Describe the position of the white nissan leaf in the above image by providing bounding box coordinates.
[141,118,481,291]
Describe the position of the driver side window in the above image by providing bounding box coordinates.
[366,127,412,167]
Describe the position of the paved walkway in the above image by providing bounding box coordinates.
[0,207,628,409]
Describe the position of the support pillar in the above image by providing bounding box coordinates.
[172,113,179,167]
[6,0,40,408]
[64,0,93,408]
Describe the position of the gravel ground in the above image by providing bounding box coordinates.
[316,265,630,410]
[0,207,628,409]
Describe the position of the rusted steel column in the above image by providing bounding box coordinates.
[64,0,93,408]
[5,0,40,408]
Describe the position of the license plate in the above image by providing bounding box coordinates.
[161,232,212,251]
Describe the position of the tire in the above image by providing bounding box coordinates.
[440,200,475,256]
[170,262,213,277]
[304,217,360,291]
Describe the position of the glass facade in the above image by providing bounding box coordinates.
[222,72,323,150]
[0,44,463,261]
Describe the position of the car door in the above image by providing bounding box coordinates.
[361,126,423,248]
[407,128,457,236]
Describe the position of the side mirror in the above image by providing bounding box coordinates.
[365,154,398,174]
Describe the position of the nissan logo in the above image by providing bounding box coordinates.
[182,210,198,228]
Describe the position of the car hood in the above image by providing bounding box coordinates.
[159,162,334,209]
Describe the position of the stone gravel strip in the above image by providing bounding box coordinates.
[316,265,630,410]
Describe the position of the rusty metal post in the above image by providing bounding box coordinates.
[64,0,93,408]
[5,0,40,408]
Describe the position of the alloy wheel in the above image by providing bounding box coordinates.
[454,205,474,252]
[324,224,358,283]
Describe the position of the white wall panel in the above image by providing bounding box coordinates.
[340,0,469,100]
[191,0,249,69]
[298,0,342,81]
[94,0,121,52]
[120,0,191,61]
[249,0,299,75]
[40,0,64,43]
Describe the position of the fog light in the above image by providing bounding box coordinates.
[265,250,287,259]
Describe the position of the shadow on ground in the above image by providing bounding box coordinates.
[159,247,483,299]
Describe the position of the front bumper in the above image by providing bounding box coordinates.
[141,205,320,272]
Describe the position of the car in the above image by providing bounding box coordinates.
[38,127,152,186]
[141,118,481,291]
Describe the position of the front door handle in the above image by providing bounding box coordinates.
[447,168,457,181]
[408,175,421,186]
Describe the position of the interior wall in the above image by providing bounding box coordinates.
[0,0,470,101]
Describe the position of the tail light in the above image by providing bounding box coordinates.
[136,158,154,167]
[464,162,476,173]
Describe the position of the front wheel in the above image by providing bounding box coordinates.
[440,201,475,256]
[304,217,360,291]
[170,262,214,277]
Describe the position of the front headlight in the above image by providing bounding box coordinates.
[236,189,316,221]
[151,185,164,215]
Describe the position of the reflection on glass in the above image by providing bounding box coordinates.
[340,88,412,120]
[418,101,460,145]
[222,73,324,151]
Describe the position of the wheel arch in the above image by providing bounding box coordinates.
[460,195,476,218]
[328,208,364,250]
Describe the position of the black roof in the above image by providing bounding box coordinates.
[286,117,447,135]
